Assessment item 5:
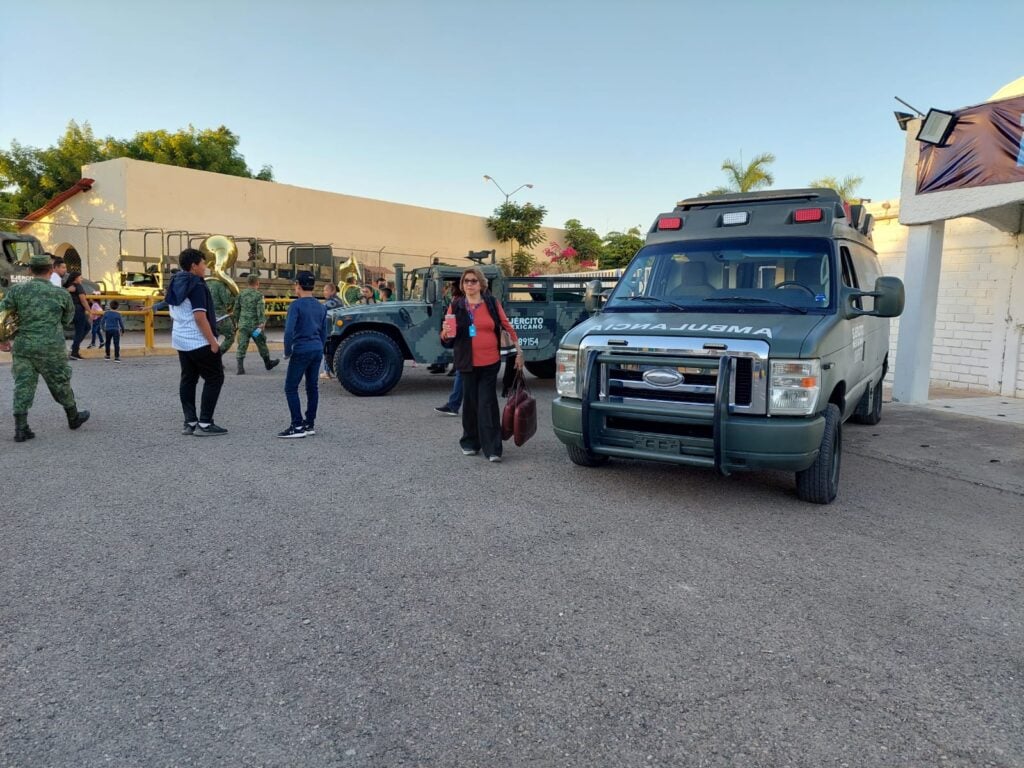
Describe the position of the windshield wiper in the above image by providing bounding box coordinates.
[701,295,808,314]
[615,295,695,312]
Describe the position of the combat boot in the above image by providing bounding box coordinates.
[237,359,245,375]
[263,355,280,371]
[14,414,34,442]
[65,407,90,430]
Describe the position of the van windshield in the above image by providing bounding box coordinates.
[604,237,834,313]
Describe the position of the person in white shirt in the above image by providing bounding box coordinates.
[48,256,66,287]
[164,249,227,436]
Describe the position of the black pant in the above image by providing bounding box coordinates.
[104,331,121,358]
[178,345,224,424]
[460,362,502,458]
[71,313,89,355]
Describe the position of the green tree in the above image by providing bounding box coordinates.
[808,174,864,202]
[486,200,547,274]
[562,218,604,264]
[706,151,776,195]
[602,226,644,269]
[0,121,105,221]
[498,248,536,277]
[0,120,273,221]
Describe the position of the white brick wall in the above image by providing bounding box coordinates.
[870,207,1022,396]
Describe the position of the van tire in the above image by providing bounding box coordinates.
[525,358,556,379]
[335,331,404,396]
[852,381,883,425]
[567,443,609,467]
[795,403,841,504]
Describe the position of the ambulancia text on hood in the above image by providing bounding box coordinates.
[590,321,774,339]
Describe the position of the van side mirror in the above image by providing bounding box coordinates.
[584,280,604,314]
[872,276,905,317]
[841,276,905,319]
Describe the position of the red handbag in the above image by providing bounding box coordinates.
[501,372,529,441]
[513,386,537,446]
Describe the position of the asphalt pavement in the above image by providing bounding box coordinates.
[1,358,1021,767]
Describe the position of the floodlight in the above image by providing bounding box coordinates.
[916,109,958,147]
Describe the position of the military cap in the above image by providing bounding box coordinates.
[29,253,53,267]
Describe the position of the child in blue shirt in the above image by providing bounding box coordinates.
[279,271,327,438]
[103,300,126,361]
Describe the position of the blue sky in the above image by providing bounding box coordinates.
[2,0,1021,237]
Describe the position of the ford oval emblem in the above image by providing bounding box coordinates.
[643,368,684,387]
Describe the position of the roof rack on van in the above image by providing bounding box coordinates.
[675,188,843,210]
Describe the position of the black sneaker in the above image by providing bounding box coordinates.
[182,422,197,435]
[194,423,228,436]
[302,422,316,435]
[277,424,306,439]
[435,405,459,416]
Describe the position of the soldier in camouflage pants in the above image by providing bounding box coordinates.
[0,254,90,442]
[232,274,279,375]
[207,277,237,354]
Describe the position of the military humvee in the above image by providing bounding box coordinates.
[551,189,905,504]
[325,260,615,396]
[0,232,45,291]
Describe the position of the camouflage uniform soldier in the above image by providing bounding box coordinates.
[233,274,280,375]
[342,275,362,305]
[207,277,237,354]
[0,253,90,442]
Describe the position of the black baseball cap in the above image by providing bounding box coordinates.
[295,271,316,290]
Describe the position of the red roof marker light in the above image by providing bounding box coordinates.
[793,207,823,223]
[657,216,683,230]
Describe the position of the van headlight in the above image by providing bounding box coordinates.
[769,359,821,416]
[556,348,580,398]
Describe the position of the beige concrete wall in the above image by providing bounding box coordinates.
[26,158,566,283]
[126,158,564,271]
[870,201,1024,395]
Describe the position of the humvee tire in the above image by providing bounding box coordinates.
[795,403,841,504]
[566,443,609,467]
[335,330,404,396]
[525,358,556,379]
[851,381,883,425]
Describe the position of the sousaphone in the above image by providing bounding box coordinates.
[199,235,240,296]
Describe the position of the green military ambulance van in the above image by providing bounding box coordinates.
[552,189,905,504]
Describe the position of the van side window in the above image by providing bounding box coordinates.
[849,245,881,311]
[839,246,861,309]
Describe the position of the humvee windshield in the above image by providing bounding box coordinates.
[3,239,40,266]
[404,269,429,301]
[605,237,833,313]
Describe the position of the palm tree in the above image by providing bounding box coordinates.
[706,152,776,195]
[808,174,864,203]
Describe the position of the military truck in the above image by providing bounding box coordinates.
[0,232,45,291]
[325,259,615,396]
[551,189,905,504]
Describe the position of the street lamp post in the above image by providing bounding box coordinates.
[483,175,534,261]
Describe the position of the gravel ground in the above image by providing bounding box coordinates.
[1,357,1021,767]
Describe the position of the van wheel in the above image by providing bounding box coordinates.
[567,444,609,467]
[335,331,404,396]
[795,403,841,504]
[852,382,883,425]
[525,358,556,379]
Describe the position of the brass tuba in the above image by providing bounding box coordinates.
[0,307,16,343]
[336,255,363,305]
[199,235,240,296]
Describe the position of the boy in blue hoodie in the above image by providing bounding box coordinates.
[165,249,226,436]
[278,271,327,438]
